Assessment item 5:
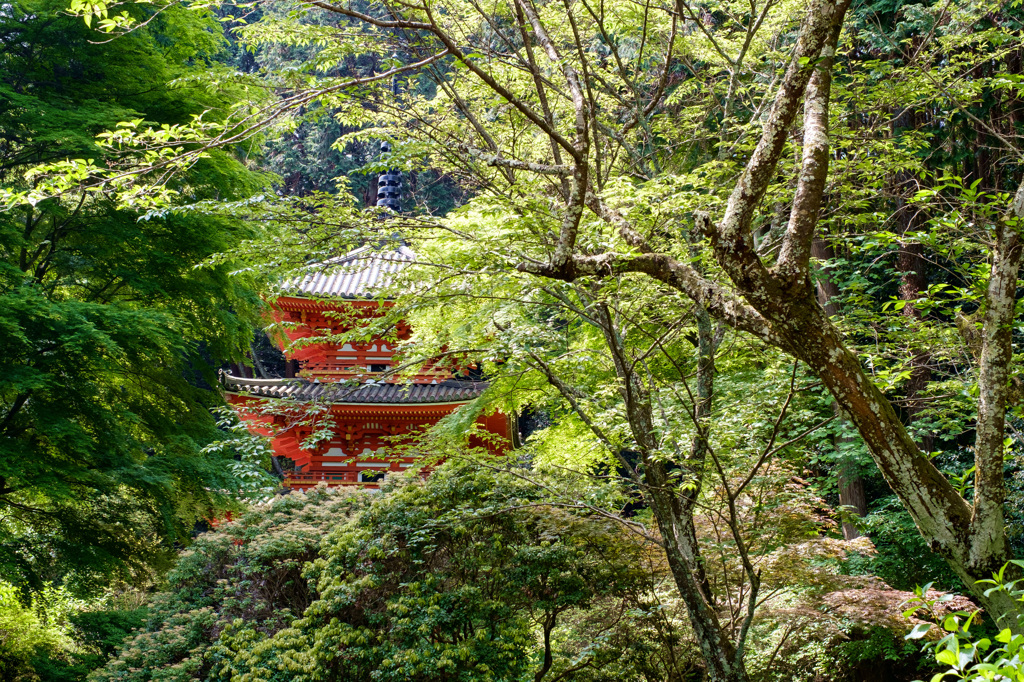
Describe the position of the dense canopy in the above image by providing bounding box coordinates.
[4,0,1024,680]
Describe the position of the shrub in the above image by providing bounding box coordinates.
[88,485,367,682]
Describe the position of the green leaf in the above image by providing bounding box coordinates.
[907,623,932,640]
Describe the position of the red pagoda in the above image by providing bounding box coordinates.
[221,148,512,489]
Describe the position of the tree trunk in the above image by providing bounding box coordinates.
[643,313,750,682]
[645,485,749,682]
[770,235,1023,623]
[695,2,1024,619]
[894,163,935,452]
[836,458,868,539]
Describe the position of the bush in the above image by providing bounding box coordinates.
[89,465,689,682]
[88,485,368,681]
[29,608,148,682]
[906,564,1024,682]
[89,463,945,682]
[0,582,63,681]
[848,497,965,593]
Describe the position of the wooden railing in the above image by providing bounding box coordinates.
[283,471,383,487]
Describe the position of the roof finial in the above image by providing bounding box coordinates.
[375,143,402,212]
[376,53,403,213]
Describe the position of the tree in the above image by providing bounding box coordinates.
[0,0,273,593]
[24,0,1024,674]
[214,0,1023,632]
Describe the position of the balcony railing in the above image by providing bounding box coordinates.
[283,471,384,487]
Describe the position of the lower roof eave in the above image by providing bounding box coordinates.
[223,390,475,408]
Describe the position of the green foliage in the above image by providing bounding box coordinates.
[844,498,966,593]
[90,465,705,682]
[0,581,67,681]
[840,626,929,677]
[282,464,652,682]
[902,564,1024,682]
[88,485,367,681]
[0,580,147,682]
[0,0,274,595]
[29,607,147,682]
[89,461,947,682]
[10,0,1024,677]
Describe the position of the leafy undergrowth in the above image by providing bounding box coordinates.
[0,580,148,682]
[88,468,680,681]
[82,464,945,682]
[87,485,367,681]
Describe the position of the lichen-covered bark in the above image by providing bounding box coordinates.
[682,0,1024,622]
[776,24,842,292]
[591,303,750,681]
[970,191,1024,587]
[780,305,972,545]
[524,0,1024,627]
[716,183,1024,621]
[678,0,1024,621]
[766,288,1021,624]
[713,0,850,300]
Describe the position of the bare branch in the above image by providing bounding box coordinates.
[714,0,851,300]
[458,145,573,175]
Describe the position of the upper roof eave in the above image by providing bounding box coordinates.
[280,244,415,299]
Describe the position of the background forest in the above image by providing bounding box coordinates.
[3,0,1024,680]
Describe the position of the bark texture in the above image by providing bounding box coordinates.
[754,185,1024,623]
[593,303,749,681]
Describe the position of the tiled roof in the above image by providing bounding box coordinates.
[283,245,415,298]
[221,373,486,404]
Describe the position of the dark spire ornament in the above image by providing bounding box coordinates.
[375,141,402,212]
[376,57,403,213]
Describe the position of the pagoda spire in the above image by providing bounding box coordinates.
[376,63,403,212]
[375,142,402,212]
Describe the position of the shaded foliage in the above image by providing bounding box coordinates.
[0,0,273,593]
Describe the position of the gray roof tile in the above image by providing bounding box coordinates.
[282,245,415,298]
[221,373,486,404]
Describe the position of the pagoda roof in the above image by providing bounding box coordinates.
[221,373,486,404]
[283,244,415,299]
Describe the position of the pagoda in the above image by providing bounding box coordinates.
[221,145,513,489]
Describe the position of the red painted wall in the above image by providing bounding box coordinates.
[229,296,512,489]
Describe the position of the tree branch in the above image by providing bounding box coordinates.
[774,15,844,291]
[458,145,572,175]
[713,0,851,300]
